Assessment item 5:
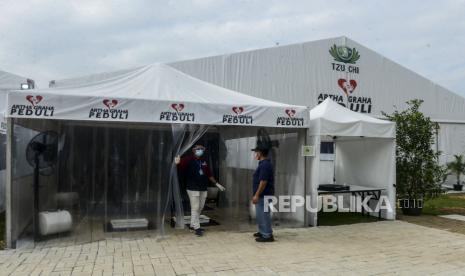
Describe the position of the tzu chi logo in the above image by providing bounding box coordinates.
[276,108,304,126]
[329,44,360,74]
[222,106,253,125]
[159,103,195,122]
[89,99,129,120]
[10,95,55,117]
[329,44,360,64]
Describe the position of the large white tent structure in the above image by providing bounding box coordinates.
[168,36,465,187]
[50,36,465,186]
[307,99,396,225]
[4,64,308,248]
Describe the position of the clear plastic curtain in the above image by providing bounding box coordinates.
[10,119,56,248]
[9,119,305,247]
[162,124,209,233]
[217,126,306,231]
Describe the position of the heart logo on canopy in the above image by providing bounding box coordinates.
[171,103,185,112]
[26,95,43,106]
[232,106,244,115]
[103,99,118,109]
[337,79,357,96]
[285,109,296,118]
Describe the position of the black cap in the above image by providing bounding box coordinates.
[251,145,269,155]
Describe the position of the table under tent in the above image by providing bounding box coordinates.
[307,99,396,226]
[3,64,308,248]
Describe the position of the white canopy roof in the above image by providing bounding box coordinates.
[6,64,308,128]
[309,98,395,138]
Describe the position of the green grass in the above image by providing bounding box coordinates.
[317,211,381,226]
[422,193,465,216]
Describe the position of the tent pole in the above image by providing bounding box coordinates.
[145,132,153,206]
[303,129,308,227]
[104,128,109,230]
[5,118,13,248]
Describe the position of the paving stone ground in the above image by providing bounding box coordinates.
[1,220,465,276]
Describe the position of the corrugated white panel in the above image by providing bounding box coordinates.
[170,36,465,122]
[438,123,465,186]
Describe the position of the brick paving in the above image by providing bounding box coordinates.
[1,220,465,275]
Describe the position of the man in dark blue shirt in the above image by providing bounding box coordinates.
[251,145,275,242]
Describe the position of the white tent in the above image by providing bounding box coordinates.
[5,63,308,128]
[4,63,308,248]
[307,99,396,225]
[309,98,395,138]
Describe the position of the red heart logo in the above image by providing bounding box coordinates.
[26,95,43,106]
[337,79,357,96]
[171,103,185,112]
[232,106,244,115]
[103,99,118,109]
[285,109,296,118]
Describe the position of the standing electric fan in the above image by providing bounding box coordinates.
[256,128,279,150]
[26,131,58,240]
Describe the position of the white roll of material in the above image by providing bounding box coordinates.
[38,210,73,236]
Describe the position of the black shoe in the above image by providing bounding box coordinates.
[253,232,262,238]
[255,235,274,242]
[190,227,205,232]
[195,229,203,236]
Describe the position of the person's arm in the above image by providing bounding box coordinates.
[252,180,268,204]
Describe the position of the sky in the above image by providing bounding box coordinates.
[0,0,464,97]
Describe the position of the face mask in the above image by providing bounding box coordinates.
[195,149,204,157]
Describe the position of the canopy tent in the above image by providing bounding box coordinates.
[5,63,308,127]
[4,64,308,248]
[309,98,395,138]
[307,99,396,225]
